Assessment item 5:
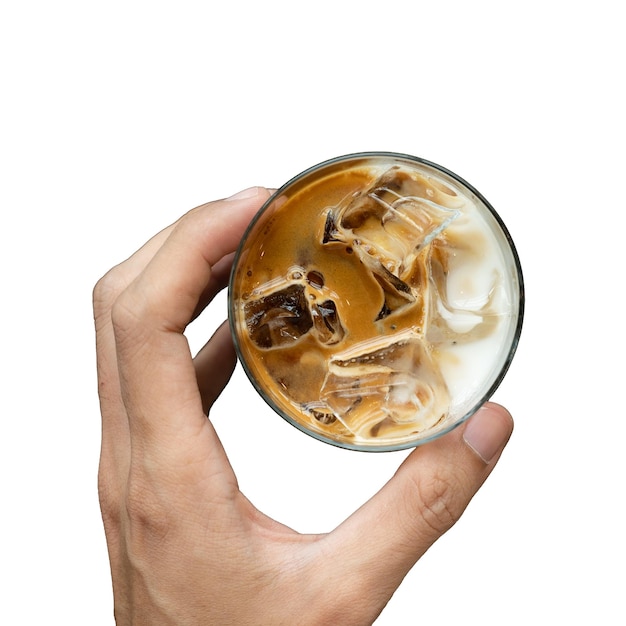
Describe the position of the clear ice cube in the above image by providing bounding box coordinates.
[426,241,502,345]
[333,167,461,279]
[314,330,449,438]
[243,269,345,349]
[244,283,313,349]
[311,299,345,345]
[320,167,460,322]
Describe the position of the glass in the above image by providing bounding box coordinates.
[228,152,524,451]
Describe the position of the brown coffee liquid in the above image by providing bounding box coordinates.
[231,160,509,448]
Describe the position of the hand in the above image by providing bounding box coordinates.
[93,186,514,625]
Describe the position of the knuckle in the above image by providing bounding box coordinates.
[94,266,150,357]
[110,288,141,333]
[93,266,126,317]
[109,285,150,351]
[411,468,464,536]
[98,470,122,533]
[124,474,172,539]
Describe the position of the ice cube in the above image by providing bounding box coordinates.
[321,209,342,245]
[426,241,502,345]
[320,168,459,322]
[311,299,345,345]
[335,167,461,279]
[243,270,346,348]
[244,283,313,349]
[357,252,416,320]
[317,330,449,439]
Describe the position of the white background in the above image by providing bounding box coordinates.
[1,1,624,624]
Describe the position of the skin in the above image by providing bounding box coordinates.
[93,186,514,625]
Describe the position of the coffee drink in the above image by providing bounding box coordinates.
[229,153,523,451]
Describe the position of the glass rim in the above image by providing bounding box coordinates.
[228,151,525,452]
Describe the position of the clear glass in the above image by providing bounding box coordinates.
[229,152,524,451]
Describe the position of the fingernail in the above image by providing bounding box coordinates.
[225,186,262,201]
[463,405,513,463]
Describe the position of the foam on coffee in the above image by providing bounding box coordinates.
[229,154,523,450]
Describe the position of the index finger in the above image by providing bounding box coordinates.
[111,187,271,463]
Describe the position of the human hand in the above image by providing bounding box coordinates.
[93,186,514,625]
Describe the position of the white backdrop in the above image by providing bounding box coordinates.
[1,1,624,624]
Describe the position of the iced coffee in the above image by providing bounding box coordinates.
[229,153,523,451]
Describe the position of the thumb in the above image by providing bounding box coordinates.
[325,403,513,605]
